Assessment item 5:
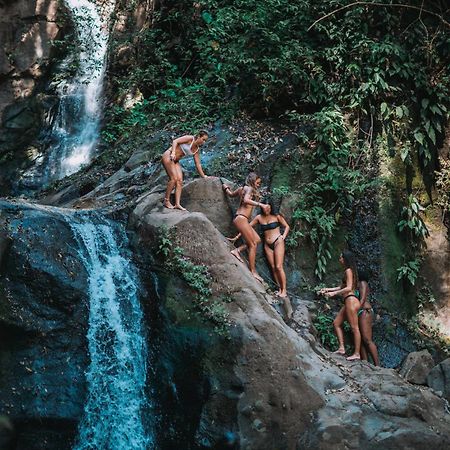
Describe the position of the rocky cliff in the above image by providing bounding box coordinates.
[0,0,66,192]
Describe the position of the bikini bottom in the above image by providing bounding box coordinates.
[358,308,374,317]
[266,234,282,251]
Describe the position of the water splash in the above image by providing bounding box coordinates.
[66,213,153,449]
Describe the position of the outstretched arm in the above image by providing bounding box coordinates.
[193,151,207,178]
[223,184,242,197]
[324,269,354,298]
[319,286,342,294]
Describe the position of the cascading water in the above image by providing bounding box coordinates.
[64,212,154,449]
[42,0,115,184]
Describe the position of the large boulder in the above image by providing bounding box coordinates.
[427,358,450,401]
[399,350,435,385]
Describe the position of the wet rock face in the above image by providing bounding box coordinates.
[0,0,63,193]
[0,200,89,449]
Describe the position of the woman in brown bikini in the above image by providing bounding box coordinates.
[222,173,269,282]
[319,250,361,361]
[229,199,290,297]
[357,269,379,366]
[161,130,209,210]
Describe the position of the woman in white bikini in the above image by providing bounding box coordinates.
[161,130,209,210]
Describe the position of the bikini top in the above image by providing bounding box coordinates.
[180,139,198,157]
[260,221,280,232]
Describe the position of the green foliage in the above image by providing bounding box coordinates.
[314,312,339,349]
[102,100,150,143]
[283,108,372,278]
[436,158,450,214]
[416,284,436,311]
[396,257,422,286]
[313,308,350,350]
[156,227,231,335]
[397,194,429,241]
[395,194,429,288]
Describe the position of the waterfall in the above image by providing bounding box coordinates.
[41,0,115,184]
[64,212,153,449]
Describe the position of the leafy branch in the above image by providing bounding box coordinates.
[308,2,450,32]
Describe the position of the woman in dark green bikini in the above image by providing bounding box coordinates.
[358,270,379,366]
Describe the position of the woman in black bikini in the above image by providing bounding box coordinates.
[357,269,379,366]
[229,199,290,297]
[319,250,361,361]
[222,173,269,282]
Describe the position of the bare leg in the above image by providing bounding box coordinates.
[264,244,279,293]
[345,297,361,360]
[273,239,287,297]
[161,150,178,208]
[164,180,176,208]
[332,306,346,354]
[233,217,262,281]
[173,164,186,210]
[359,311,379,366]
[360,341,368,361]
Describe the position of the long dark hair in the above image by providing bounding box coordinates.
[358,268,369,283]
[245,172,261,201]
[341,250,358,290]
[262,197,281,216]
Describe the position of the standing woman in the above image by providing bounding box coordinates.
[358,269,380,366]
[229,199,290,297]
[319,250,361,361]
[161,130,209,210]
[222,173,269,282]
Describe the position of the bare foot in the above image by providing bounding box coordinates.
[163,200,175,209]
[346,354,361,361]
[278,291,288,298]
[174,204,187,211]
[333,349,346,356]
[230,249,244,263]
[251,271,264,283]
